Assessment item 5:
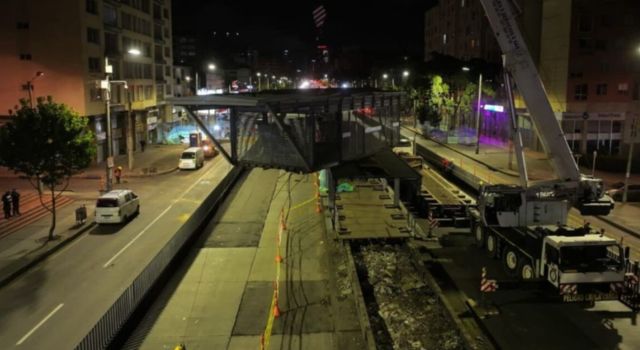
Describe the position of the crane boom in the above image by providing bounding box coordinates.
[475,0,613,227]
[478,0,579,181]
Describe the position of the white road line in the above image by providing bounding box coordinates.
[16,303,64,346]
[102,169,214,268]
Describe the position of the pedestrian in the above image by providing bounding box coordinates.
[114,166,122,184]
[2,191,12,219]
[10,188,20,216]
[140,139,146,152]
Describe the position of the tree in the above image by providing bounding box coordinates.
[0,97,96,240]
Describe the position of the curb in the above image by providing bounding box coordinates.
[596,215,640,240]
[402,126,519,178]
[0,222,96,288]
[0,167,179,180]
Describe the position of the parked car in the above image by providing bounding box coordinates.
[606,184,640,202]
[95,189,140,224]
[179,147,205,170]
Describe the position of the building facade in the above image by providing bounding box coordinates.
[424,0,501,63]
[0,0,174,163]
[425,0,640,159]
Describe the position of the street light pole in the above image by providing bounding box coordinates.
[623,115,638,203]
[475,72,483,154]
[104,72,114,192]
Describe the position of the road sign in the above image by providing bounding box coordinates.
[623,115,640,144]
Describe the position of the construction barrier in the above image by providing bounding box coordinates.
[261,176,317,350]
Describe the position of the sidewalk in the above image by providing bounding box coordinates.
[402,126,640,236]
[0,143,186,180]
[0,144,187,287]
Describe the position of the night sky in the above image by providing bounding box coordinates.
[172,1,436,61]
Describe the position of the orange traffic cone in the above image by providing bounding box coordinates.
[315,199,322,213]
[273,302,281,318]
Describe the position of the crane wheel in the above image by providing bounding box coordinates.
[519,259,535,280]
[486,233,498,259]
[503,246,519,277]
[474,222,485,248]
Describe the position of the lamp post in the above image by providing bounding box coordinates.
[102,58,129,192]
[475,72,483,154]
[256,72,262,91]
[26,71,44,108]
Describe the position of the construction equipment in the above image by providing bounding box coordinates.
[471,0,631,304]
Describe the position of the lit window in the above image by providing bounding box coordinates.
[618,83,629,94]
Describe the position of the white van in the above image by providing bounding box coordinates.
[179,147,205,170]
[95,190,140,224]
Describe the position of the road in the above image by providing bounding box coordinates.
[0,156,233,349]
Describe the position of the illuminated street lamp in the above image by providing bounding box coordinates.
[402,70,410,78]
[208,63,216,71]
[256,72,262,91]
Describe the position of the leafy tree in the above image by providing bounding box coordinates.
[0,97,96,240]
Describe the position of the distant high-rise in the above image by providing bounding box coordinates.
[423,0,501,63]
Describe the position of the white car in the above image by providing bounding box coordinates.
[95,190,140,224]
[179,147,205,170]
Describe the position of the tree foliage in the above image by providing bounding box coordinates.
[0,97,95,239]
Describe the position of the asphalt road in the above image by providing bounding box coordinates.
[0,156,233,349]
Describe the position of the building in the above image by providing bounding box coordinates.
[424,0,501,63]
[557,0,640,157]
[0,0,174,163]
[425,0,640,159]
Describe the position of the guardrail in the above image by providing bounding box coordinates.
[76,166,243,349]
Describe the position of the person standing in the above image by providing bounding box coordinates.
[140,139,146,152]
[10,189,20,216]
[2,191,12,219]
[114,166,122,184]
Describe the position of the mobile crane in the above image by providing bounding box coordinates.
[470,0,630,303]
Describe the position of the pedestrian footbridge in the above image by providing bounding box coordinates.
[168,89,407,173]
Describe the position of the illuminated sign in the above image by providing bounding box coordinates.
[484,104,504,112]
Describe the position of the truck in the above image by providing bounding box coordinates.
[471,0,634,304]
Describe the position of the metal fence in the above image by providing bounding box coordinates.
[76,167,242,349]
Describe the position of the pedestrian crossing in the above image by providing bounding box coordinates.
[0,191,74,239]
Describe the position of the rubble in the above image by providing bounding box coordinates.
[355,244,464,350]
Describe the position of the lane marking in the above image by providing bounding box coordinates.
[16,303,64,346]
[103,169,215,268]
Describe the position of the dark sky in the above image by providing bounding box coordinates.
[172,1,436,60]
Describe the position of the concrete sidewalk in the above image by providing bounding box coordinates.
[402,126,640,236]
[0,143,186,180]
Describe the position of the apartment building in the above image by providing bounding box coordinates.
[0,0,174,162]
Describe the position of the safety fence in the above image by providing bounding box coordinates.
[76,166,242,350]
